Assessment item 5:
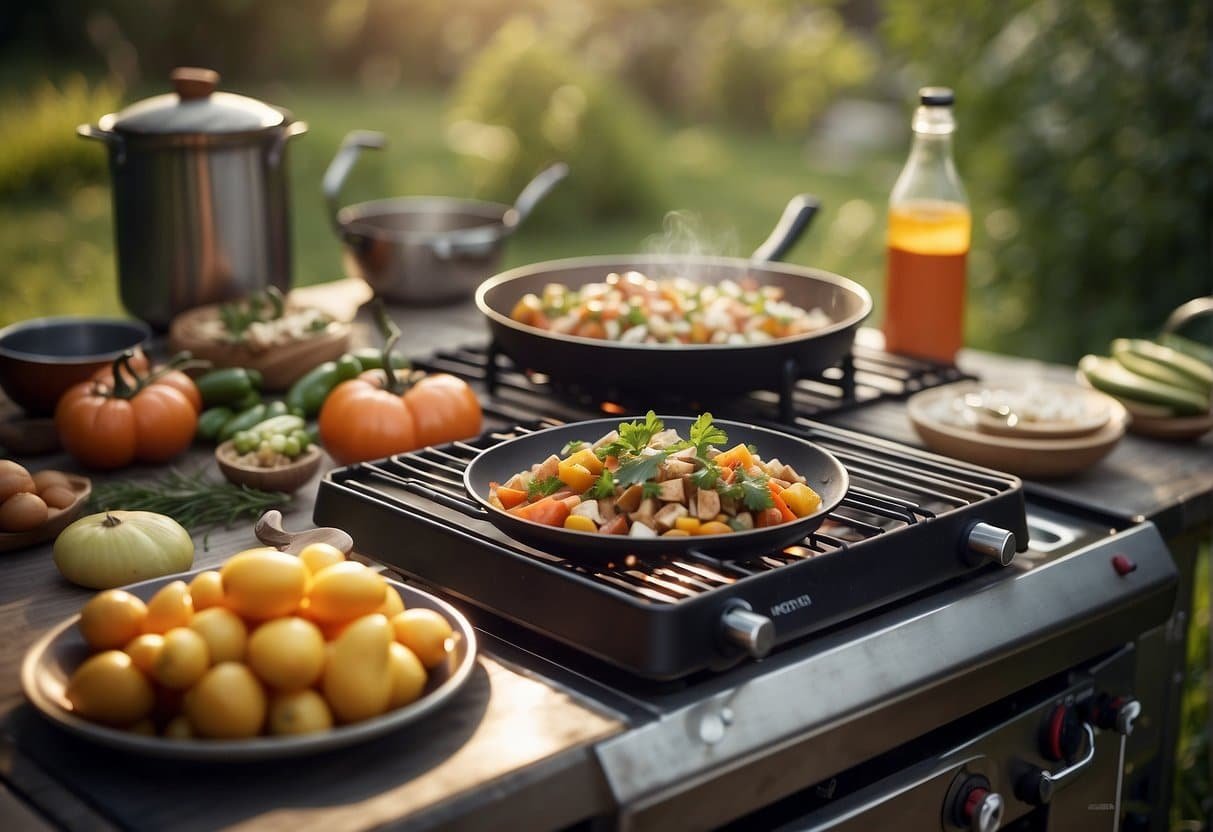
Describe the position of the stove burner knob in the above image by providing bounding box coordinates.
[719,607,774,659]
[1089,695,1142,736]
[1041,703,1084,762]
[962,787,1004,832]
[1015,766,1055,806]
[966,522,1017,566]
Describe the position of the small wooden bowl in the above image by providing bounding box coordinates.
[215,441,323,493]
[168,303,351,391]
[0,473,92,553]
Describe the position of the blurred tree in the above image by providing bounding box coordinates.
[885,0,1213,360]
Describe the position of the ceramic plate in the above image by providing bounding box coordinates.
[21,568,476,761]
[907,382,1128,479]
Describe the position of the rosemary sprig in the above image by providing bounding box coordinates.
[89,468,291,549]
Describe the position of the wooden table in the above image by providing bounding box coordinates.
[0,283,622,832]
[1,280,1208,830]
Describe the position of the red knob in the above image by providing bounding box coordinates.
[1043,703,1083,762]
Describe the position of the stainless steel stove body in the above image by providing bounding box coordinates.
[316,343,1183,831]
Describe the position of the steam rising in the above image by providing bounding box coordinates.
[641,211,740,278]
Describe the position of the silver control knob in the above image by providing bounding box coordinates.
[965,789,1004,832]
[720,607,774,658]
[967,522,1016,566]
[1116,698,1141,736]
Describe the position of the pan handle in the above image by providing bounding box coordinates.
[364,467,491,520]
[751,194,820,264]
[323,130,388,234]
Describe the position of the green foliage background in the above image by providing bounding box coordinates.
[884,0,1213,360]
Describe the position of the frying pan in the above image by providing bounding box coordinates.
[475,195,873,397]
[463,417,848,561]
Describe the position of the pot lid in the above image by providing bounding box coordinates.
[102,68,286,135]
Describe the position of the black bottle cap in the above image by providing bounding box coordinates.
[919,86,954,106]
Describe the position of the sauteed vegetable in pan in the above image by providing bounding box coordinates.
[510,273,833,345]
[487,412,823,537]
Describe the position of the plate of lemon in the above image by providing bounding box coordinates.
[21,513,476,761]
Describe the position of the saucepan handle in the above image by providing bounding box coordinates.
[505,162,570,228]
[323,130,388,234]
[77,123,126,166]
[751,194,821,264]
[1161,296,1213,335]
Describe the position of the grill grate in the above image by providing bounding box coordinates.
[315,341,1025,678]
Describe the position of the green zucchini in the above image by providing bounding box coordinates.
[1079,354,1210,416]
[1111,339,1212,394]
[1157,333,1213,367]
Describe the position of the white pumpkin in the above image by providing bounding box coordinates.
[53,511,195,589]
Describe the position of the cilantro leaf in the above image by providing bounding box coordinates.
[690,462,721,490]
[745,443,758,455]
[587,470,616,499]
[526,476,564,499]
[614,451,669,487]
[617,411,664,454]
[688,413,728,454]
[560,439,587,457]
[642,481,663,499]
[736,469,775,511]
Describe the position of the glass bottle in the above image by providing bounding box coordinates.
[883,87,971,363]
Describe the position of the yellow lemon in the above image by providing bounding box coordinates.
[220,548,307,620]
[189,607,247,663]
[323,614,393,723]
[377,586,405,618]
[187,570,225,610]
[246,617,326,691]
[298,542,345,574]
[153,627,210,689]
[387,642,427,709]
[390,608,454,669]
[184,663,267,739]
[143,580,193,634]
[66,650,155,726]
[123,633,165,675]
[79,589,148,650]
[305,561,387,624]
[268,689,334,735]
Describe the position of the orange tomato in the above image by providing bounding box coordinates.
[56,355,198,469]
[319,370,482,465]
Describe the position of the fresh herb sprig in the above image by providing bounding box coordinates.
[596,411,665,459]
[89,469,290,548]
[527,476,565,499]
[719,467,775,511]
[560,439,588,457]
[642,481,663,499]
[587,470,616,499]
[614,451,669,486]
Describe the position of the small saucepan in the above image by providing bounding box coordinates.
[324,130,567,304]
[462,417,848,562]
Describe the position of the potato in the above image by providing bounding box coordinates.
[31,469,71,494]
[0,492,49,532]
[39,485,76,510]
[0,460,35,503]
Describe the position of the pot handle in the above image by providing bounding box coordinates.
[323,130,388,234]
[504,162,569,229]
[751,194,820,264]
[266,120,308,169]
[77,123,125,166]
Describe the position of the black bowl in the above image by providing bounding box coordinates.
[0,317,151,414]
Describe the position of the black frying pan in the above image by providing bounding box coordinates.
[463,417,848,561]
[475,195,873,397]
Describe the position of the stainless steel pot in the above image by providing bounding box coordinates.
[324,130,566,304]
[79,67,307,330]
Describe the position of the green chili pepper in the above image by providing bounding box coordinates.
[218,403,268,442]
[195,368,262,408]
[196,406,235,442]
[286,355,363,417]
[348,348,409,372]
[231,389,262,411]
[263,400,289,420]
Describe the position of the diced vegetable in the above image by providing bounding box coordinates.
[566,448,605,475]
[781,483,823,518]
[600,515,628,535]
[714,444,756,470]
[696,521,733,535]
[767,481,797,523]
[557,459,596,492]
[508,497,571,527]
[495,487,528,510]
[628,522,658,538]
[563,515,597,533]
[674,516,701,533]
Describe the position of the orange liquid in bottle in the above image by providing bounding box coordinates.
[883,200,971,363]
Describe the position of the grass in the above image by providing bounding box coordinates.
[0,84,900,328]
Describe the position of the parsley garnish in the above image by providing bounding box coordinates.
[560,439,587,457]
[642,481,663,499]
[527,476,564,499]
[587,470,616,499]
[614,451,669,487]
[690,462,721,490]
[719,467,774,511]
[689,412,728,454]
[596,411,665,460]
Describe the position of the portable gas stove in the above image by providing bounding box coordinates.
[315,342,1182,831]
